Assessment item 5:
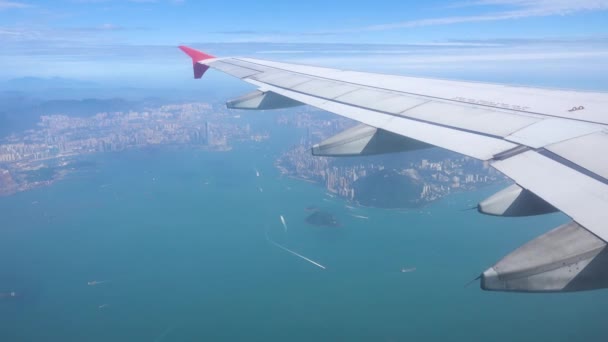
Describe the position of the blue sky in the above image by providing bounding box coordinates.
[1,0,608,89]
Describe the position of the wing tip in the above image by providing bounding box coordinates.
[178,45,214,79]
[178,45,215,62]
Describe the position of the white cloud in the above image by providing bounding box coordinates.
[210,1,608,41]
[351,0,608,32]
[0,0,31,10]
[0,27,42,41]
[289,50,608,69]
[96,23,124,31]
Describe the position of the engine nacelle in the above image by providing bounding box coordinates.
[481,221,608,292]
[312,124,431,157]
[478,184,557,217]
[226,90,303,110]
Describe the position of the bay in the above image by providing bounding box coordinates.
[0,125,606,341]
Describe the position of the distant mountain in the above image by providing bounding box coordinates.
[2,77,98,91]
[30,98,135,117]
[0,96,159,138]
[0,75,227,138]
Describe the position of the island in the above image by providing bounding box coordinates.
[305,210,341,227]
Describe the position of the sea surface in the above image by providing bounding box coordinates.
[1,121,607,341]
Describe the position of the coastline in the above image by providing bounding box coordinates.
[286,175,318,184]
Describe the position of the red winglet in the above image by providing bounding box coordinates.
[178,45,215,79]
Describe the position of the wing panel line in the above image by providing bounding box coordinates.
[231,58,608,126]
[246,77,510,141]
[538,149,608,186]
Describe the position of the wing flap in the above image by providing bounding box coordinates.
[291,79,358,99]
[252,72,312,88]
[545,131,608,181]
[210,61,262,78]
[505,119,603,148]
[493,150,608,241]
[334,88,400,107]
[402,101,540,137]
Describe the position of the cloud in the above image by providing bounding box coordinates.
[0,24,149,43]
[63,23,128,31]
[0,40,606,91]
[212,30,280,35]
[333,0,608,32]
[204,1,608,43]
[0,0,31,10]
[296,50,608,66]
[447,0,608,10]
[71,0,182,3]
[0,27,43,41]
[68,23,148,32]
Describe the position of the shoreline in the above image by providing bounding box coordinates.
[286,175,318,184]
[278,165,511,211]
[0,143,236,198]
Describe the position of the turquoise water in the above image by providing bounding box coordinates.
[1,127,607,341]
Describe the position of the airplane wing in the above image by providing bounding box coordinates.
[179,45,608,293]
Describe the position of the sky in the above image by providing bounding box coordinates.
[1,0,608,89]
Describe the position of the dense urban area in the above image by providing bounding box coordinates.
[0,103,268,195]
[0,103,505,206]
[275,113,505,207]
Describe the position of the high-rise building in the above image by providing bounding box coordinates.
[205,121,212,145]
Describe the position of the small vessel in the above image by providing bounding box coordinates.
[0,291,17,299]
[401,267,417,273]
[87,280,108,286]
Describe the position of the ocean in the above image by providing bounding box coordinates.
[0,122,607,341]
